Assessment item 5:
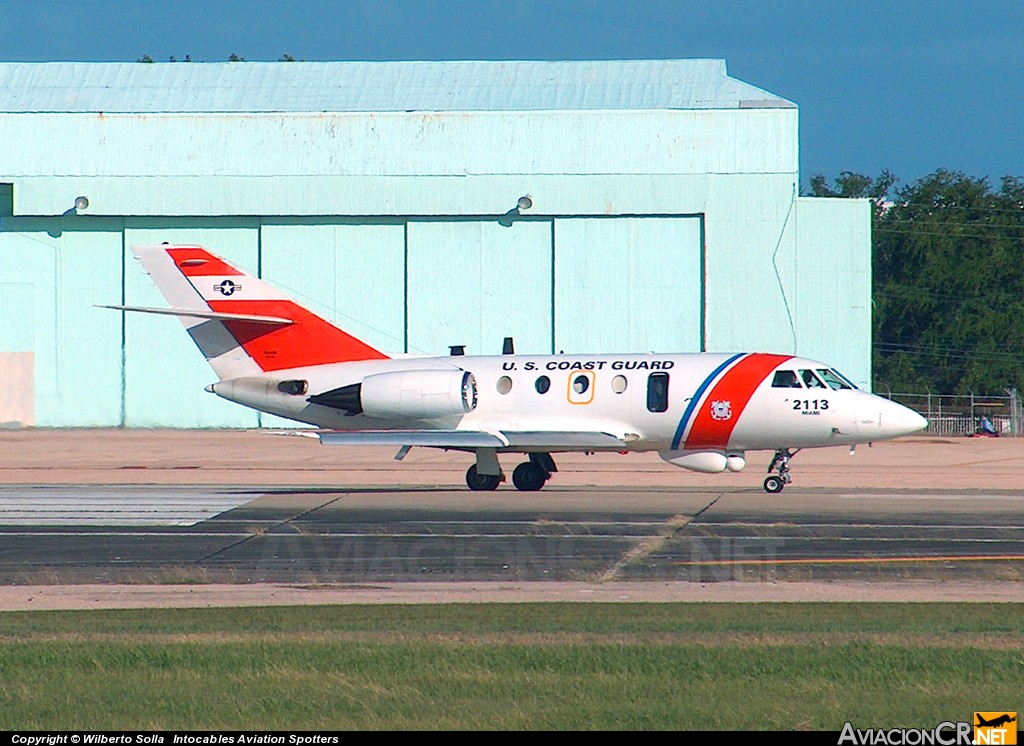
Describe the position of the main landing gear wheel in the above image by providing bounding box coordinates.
[466,465,501,491]
[512,462,548,491]
[763,448,797,494]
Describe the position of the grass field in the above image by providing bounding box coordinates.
[1,602,1021,730]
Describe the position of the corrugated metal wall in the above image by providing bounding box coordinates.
[0,110,797,178]
[0,200,869,428]
[0,218,123,426]
[0,61,872,428]
[0,213,718,426]
[792,198,872,385]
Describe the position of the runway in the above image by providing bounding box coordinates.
[2,482,1022,587]
[1,431,1023,606]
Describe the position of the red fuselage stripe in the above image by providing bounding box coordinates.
[683,353,793,449]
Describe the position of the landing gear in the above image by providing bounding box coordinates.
[512,453,557,491]
[466,465,501,491]
[512,462,547,491]
[763,449,796,494]
[466,452,557,491]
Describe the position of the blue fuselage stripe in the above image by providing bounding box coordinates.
[670,353,744,450]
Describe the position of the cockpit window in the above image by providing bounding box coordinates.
[816,368,854,390]
[771,370,802,388]
[800,369,827,389]
[833,369,859,390]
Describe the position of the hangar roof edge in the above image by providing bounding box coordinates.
[0,59,795,113]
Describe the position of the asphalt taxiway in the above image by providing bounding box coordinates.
[0,430,1022,606]
[1,482,1022,586]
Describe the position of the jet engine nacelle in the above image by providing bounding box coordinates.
[659,450,746,474]
[360,369,478,420]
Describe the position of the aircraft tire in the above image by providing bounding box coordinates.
[512,462,547,491]
[763,476,784,494]
[466,465,501,491]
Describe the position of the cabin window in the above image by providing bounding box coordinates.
[646,372,669,412]
[535,375,550,394]
[567,371,596,405]
[611,375,628,393]
[496,376,513,394]
[771,370,802,388]
[800,369,827,389]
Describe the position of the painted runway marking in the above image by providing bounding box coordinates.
[0,489,261,526]
[0,531,250,537]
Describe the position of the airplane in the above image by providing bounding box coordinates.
[103,244,928,494]
[976,714,1017,729]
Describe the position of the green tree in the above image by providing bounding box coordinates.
[871,170,1024,394]
[808,170,897,206]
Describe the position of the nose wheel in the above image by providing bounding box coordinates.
[763,449,796,493]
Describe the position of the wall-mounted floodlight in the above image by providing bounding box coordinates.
[516,194,533,212]
[74,196,90,211]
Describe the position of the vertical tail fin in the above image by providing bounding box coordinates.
[130,244,389,376]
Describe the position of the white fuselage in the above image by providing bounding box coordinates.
[210,351,927,456]
[123,243,928,490]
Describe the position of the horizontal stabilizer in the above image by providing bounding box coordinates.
[98,305,294,326]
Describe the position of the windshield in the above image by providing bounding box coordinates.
[816,368,856,390]
[771,370,802,388]
[800,369,827,389]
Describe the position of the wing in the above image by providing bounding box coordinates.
[317,430,630,449]
[318,431,506,448]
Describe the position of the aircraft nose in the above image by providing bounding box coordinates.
[872,397,928,439]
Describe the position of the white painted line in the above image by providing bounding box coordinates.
[0,490,261,527]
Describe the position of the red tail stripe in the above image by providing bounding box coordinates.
[165,246,390,371]
[208,300,389,372]
[684,353,793,450]
[167,247,244,277]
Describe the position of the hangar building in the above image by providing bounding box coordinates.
[0,59,869,427]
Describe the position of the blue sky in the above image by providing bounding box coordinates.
[3,0,1022,190]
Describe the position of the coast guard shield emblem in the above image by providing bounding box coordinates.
[710,400,732,421]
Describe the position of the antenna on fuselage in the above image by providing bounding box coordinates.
[502,337,514,355]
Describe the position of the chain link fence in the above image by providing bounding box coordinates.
[880,388,1022,437]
